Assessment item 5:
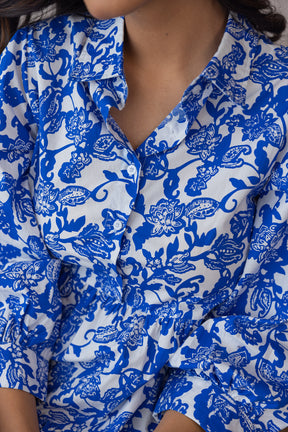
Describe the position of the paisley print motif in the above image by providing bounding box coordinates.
[0,12,287,432]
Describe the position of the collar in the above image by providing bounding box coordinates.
[70,17,125,81]
[200,13,262,107]
[70,13,262,111]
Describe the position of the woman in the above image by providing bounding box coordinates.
[0,0,287,431]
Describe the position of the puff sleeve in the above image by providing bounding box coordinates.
[154,152,288,431]
[0,30,62,400]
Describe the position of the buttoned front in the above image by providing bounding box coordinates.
[0,12,288,432]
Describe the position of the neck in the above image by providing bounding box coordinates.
[124,0,228,78]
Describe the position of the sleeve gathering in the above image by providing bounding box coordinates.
[154,151,288,431]
[0,31,62,400]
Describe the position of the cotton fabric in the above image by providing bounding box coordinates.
[0,12,288,432]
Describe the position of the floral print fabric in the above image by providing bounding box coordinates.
[0,12,288,432]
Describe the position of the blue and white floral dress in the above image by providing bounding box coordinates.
[0,11,287,432]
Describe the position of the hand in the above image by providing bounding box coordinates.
[154,410,205,432]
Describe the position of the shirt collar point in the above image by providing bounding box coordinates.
[201,13,258,107]
[70,17,125,82]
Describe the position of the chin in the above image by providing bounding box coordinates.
[84,6,116,19]
[83,0,146,19]
[86,8,119,20]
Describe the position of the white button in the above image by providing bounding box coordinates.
[127,164,137,176]
[113,220,123,230]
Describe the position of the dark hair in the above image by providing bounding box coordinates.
[0,0,87,52]
[218,0,286,41]
[0,0,286,53]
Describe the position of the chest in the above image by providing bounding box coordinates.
[31,77,283,273]
[110,74,192,150]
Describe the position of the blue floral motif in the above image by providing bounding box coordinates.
[23,235,50,259]
[221,145,251,167]
[222,42,246,73]
[186,198,219,221]
[0,243,21,267]
[144,248,164,271]
[196,389,238,428]
[74,375,101,399]
[65,108,93,145]
[91,134,119,160]
[146,199,185,236]
[186,124,222,160]
[142,153,169,180]
[102,208,127,236]
[242,112,278,141]
[28,23,67,63]
[251,223,287,262]
[0,11,287,432]
[118,315,147,349]
[3,261,46,292]
[185,164,219,196]
[58,185,91,207]
[250,53,288,84]
[3,136,34,162]
[72,223,115,261]
[38,87,65,134]
[204,234,245,270]
[58,150,92,183]
[0,107,6,132]
[230,210,254,241]
[34,182,59,216]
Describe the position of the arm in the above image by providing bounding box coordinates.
[0,22,62,406]
[0,388,39,432]
[155,411,288,432]
[154,155,288,430]
[155,411,205,432]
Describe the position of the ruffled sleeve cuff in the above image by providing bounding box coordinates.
[0,342,49,400]
[154,369,288,432]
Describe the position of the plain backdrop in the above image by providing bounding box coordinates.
[273,0,288,43]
